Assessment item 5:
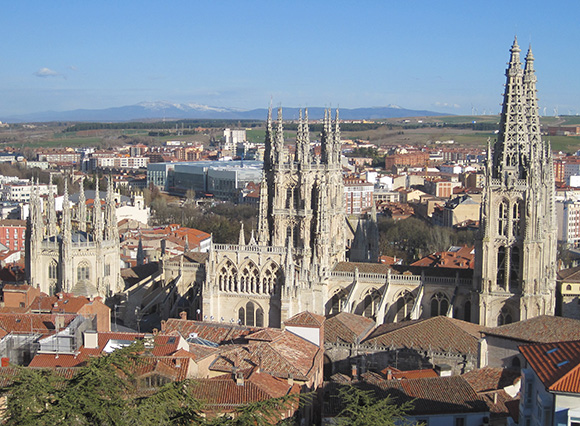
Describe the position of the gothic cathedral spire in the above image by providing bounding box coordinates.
[474,39,557,326]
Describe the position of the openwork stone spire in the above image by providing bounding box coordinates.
[78,177,86,232]
[493,36,527,184]
[47,175,57,237]
[93,178,103,242]
[104,176,118,242]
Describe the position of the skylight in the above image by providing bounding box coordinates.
[556,360,570,368]
[546,348,559,355]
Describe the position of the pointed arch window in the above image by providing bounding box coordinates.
[262,263,281,295]
[245,302,255,326]
[362,289,381,320]
[464,300,472,322]
[430,292,449,317]
[241,262,260,293]
[285,186,294,209]
[497,247,506,289]
[498,201,508,236]
[218,260,237,292]
[509,246,520,289]
[77,261,90,281]
[498,307,513,326]
[512,201,522,236]
[395,291,414,322]
[330,289,348,315]
[256,308,264,327]
[48,260,58,280]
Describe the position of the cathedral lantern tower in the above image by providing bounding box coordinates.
[474,38,557,326]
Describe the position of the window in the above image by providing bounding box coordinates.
[509,247,520,289]
[497,246,506,288]
[512,201,522,236]
[430,292,449,317]
[77,262,90,281]
[498,201,508,236]
[454,417,465,426]
[498,307,513,326]
[330,289,348,315]
[362,290,381,320]
[396,291,414,322]
[49,261,58,280]
[104,264,111,277]
[464,300,471,322]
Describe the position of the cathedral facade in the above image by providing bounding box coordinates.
[26,178,122,298]
[200,39,557,328]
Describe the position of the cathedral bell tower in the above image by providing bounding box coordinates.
[474,38,557,326]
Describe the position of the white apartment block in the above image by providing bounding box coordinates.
[557,196,580,247]
[1,183,56,203]
[344,180,374,215]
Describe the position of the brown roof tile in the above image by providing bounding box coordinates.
[162,319,261,344]
[462,367,520,393]
[324,312,375,345]
[484,316,580,343]
[284,311,325,328]
[363,316,484,354]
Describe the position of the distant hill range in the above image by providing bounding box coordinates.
[2,101,450,123]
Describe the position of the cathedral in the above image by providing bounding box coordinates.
[23,40,556,330]
[201,38,557,328]
[26,177,122,298]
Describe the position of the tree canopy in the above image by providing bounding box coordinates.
[0,342,303,426]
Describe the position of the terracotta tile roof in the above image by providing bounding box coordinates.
[186,343,219,360]
[399,375,488,415]
[284,311,324,328]
[324,373,489,417]
[333,262,392,274]
[246,329,285,342]
[28,331,185,368]
[479,390,518,419]
[0,313,77,337]
[381,366,438,380]
[191,368,299,414]
[410,245,475,269]
[29,353,88,368]
[519,340,580,393]
[24,293,105,315]
[161,319,261,345]
[558,265,580,282]
[363,316,484,354]
[324,312,375,345]
[462,367,521,393]
[210,331,321,381]
[484,315,580,343]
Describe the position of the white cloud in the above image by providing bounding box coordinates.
[33,68,61,78]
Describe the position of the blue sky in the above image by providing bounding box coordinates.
[1,1,579,117]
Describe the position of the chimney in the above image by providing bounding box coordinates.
[493,392,498,404]
[435,364,452,377]
[235,370,244,386]
[83,331,98,349]
[386,368,393,380]
[351,364,358,380]
[287,373,294,386]
[58,292,64,300]
[179,311,187,320]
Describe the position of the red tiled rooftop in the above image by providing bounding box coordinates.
[324,312,375,345]
[484,316,580,343]
[284,311,324,328]
[363,316,484,354]
[519,340,580,394]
